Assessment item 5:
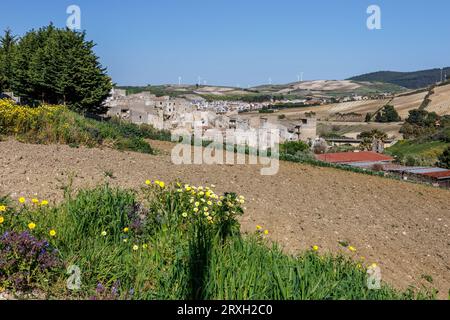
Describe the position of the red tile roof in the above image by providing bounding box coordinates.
[421,170,450,179]
[316,151,394,164]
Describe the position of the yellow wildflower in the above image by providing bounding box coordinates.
[195,202,200,207]
[207,201,212,206]
[348,246,356,252]
[19,197,26,204]
[159,181,165,188]
[49,229,57,237]
[0,216,4,224]
[145,180,151,185]
[193,208,199,213]
[28,222,36,230]
[182,212,188,218]
[142,244,148,249]
[256,225,262,230]
[133,245,139,251]
[0,205,6,212]
[264,230,269,235]
[101,231,107,236]
[123,227,129,233]
[41,200,49,206]
[312,245,319,251]
[32,198,39,204]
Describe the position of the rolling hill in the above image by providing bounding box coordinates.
[349,68,450,89]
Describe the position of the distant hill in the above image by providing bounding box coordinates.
[117,80,405,102]
[349,67,450,89]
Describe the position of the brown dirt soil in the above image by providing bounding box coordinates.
[391,91,429,119]
[1,138,449,298]
[428,83,450,116]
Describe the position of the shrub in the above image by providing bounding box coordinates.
[0,231,61,291]
[279,140,310,156]
[374,105,401,123]
[437,147,450,169]
[0,99,155,154]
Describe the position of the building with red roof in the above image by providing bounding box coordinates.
[315,151,394,164]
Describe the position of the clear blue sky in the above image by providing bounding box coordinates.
[1,0,450,86]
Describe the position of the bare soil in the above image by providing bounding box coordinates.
[1,139,449,298]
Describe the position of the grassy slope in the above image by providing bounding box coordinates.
[0,183,433,300]
[349,68,450,89]
[0,99,171,154]
[386,140,450,165]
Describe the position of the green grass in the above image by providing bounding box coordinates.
[0,183,435,300]
[386,140,450,166]
[0,99,172,154]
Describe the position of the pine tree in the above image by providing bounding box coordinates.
[10,25,112,113]
[0,28,17,92]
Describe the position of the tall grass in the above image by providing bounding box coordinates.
[0,183,435,300]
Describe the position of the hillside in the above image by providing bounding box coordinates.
[1,138,449,298]
[349,68,450,89]
[117,80,406,102]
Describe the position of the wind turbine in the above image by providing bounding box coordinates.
[178,76,182,86]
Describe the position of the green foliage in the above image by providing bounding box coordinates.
[279,140,310,156]
[386,140,450,166]
[258,108,275,114]
[0,28,17,92]
[437,146,450,169]
[374,105,401,123]
[349,68,450,89]
[0,99,156,154]
[399,109,443,139]
[0,183,434,300]
[0,25,112,114]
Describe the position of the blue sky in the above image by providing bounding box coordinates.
[1,0,450,86]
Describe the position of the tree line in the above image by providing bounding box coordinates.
[0,25,112,114]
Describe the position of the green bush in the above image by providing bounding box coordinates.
[0,99,156,154]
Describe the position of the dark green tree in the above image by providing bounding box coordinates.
[375,105,401,123]
[437,147,450,169]
[0,28,17,92]
[10,25,112,113]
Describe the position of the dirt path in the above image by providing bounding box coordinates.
[1,139,449,298]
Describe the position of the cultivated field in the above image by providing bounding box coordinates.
[427,83,450,116]
[391,91,429,119]
[2,139,449,298]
